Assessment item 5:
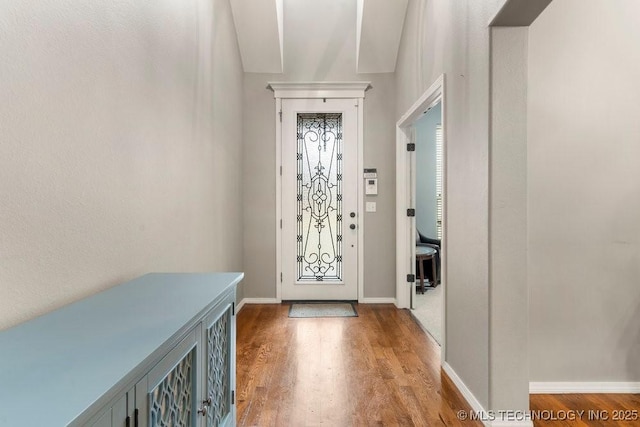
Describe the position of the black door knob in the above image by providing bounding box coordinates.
[350,224,356,230]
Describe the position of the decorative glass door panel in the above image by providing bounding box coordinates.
[297,113,343,283]
[282,98,359,300]
[149,349,194,427]
[205,307,231,426]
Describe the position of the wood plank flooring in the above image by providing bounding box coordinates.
[529,394,640,427]
[236,303,639,426]
[236,303,480,426]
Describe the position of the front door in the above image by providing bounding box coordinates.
[281,98,359,300]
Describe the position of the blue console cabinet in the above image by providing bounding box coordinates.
[0,273,243,427]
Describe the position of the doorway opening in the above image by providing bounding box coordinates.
[412,101,443,345]
[395,75,446,352]
[280,99,359,301]
[269,82,370,303]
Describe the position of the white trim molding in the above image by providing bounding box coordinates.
[271,82,370,304]
[396,76,445,308]
[356,97,365,303]
[530,382,640,394]
[237,298,280,314]
[397,76,444,127]
[267,81,372,99]
[359,298,396,304]
[395,74,447,358]
[443,363,533,427]
[275,96,282,303]
[443,362,486,419]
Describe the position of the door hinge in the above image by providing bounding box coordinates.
[280,219,282,228]
[280,272,283,282]
[279,110,282,122]
[407,208,415,217]
[232,302,235,315]
[407,143,416,152]
[280,165,282,176]
[232,390,235,405]
[407,274,415,283]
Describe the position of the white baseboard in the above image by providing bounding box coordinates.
[359,297,396,304]
[440,366,489,426]
[236,298,280,313]
[530,382,640,394]
[237,297,397,308]
[442,363,533,427]
[442,362,486,418]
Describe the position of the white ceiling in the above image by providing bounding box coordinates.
[230,0,408,74]
[357,0,408,73]
[229,0,284,73]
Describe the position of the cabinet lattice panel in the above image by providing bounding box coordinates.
[149,350,193,427]
[207,309,230,426]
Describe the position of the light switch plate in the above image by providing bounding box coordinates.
[366,202,377,212]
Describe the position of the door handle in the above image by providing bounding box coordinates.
[350,224,356,230]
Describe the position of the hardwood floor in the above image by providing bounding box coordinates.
[236,303,639,426]
[529,394,640,427]
[236,303,480,426]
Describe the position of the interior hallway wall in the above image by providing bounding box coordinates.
[0,0,245,330]
[395,0,513,409]
[241,0,396,300]
[242,74,396,299]
[528,0,640,382]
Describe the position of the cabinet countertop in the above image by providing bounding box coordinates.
[0,272,243,426]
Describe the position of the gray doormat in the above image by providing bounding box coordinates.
[288,302,358,318]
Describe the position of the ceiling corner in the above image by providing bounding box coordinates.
[230,0,284,73]
[357,0,408,73]
[490,0,553,27]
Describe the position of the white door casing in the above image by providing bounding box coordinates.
[269,82,369,302]
[396,75,446,356]
[281,98,358,300]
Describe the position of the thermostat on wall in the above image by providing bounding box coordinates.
[363,168,377,179]
[364,168,378,195]
[366,179,378,195]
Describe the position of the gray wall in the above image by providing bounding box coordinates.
[397,0,640,409]
[0,0,245,329]
[490,26,529,412]
[415,102,441,238]
[395,0,511,409]
[241,0,397,300]
[528,0,640,382]
[242,73,396,299]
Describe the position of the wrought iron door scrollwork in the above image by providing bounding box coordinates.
[296,113,343,282]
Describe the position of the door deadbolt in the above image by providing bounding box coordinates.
[350,224,356,230]
[350,212,356,218]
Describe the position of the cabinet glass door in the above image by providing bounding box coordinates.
[147,328,200,427]
[204,305,233,426]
